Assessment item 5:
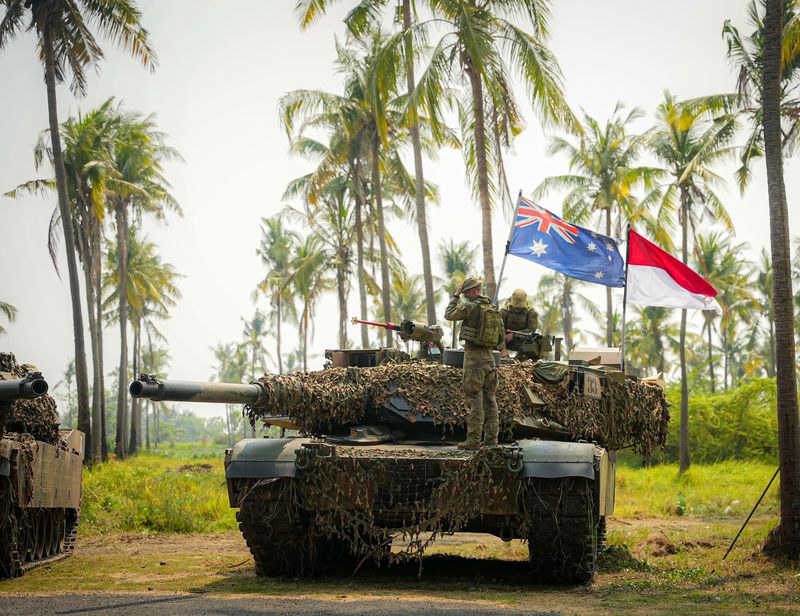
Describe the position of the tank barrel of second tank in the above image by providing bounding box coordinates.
[129,374,263,405]
[0,373,49,401]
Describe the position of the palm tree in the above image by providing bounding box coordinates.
[647,92,738,472]
[0,0,156,463]
[437,237,477,344]
[534,103,664,345]
[0,301,16,336]
[625,306,681,377]
[211,342,250,443]
[242,310,270,379]
[256,215,299,374]
[108,109,181,458]
[755,248,776,377]
[287,236,334,371]
[388,0,572,298]
[723,0,800,193]
[140,343,169,449]
[103,229,181,454]
[284,176,355,348]
[10,100,121,461]
[693,232,758,391]
[391,267,428,322]
[295,0,444,326]
[54,360,76,428]
[762,0,800,558]
[536,273,599,353]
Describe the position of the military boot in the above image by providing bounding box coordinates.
[457,410,483,450]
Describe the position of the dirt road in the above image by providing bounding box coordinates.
[0,518,797,615]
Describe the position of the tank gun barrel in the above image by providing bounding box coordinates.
[129,374,264,405]
[0,372,49,401]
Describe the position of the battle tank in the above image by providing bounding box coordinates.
[0,352,84,579]
[131,340,668,584]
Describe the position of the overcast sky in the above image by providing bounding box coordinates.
[1,1,797,419]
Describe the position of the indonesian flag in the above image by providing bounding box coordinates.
[626,228,721,314]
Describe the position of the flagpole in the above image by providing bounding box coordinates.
[620,224,631,373]
[493,190,523,305]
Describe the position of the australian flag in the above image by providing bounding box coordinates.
[507,195,625,287]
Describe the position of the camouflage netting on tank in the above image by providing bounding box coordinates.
[246,361,670,456]
[0,352,60,445]
[299,447,529,572]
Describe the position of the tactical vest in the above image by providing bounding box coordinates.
[503,305,531,331]
[461,299,503,348]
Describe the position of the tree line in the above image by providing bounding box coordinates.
[1,0,798,557]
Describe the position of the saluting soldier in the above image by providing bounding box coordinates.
[445,276,508,450]
[500,289,540,360]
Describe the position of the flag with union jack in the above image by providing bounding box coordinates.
[507,195,625,287]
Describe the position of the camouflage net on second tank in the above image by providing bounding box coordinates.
[246,361,669,456]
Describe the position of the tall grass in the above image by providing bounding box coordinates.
[80,452,237,534]
[615,460,779,518]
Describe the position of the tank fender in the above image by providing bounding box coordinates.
[225,437,313,480]
[516,440,599,480]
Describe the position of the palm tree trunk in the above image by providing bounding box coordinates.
[78,223,102,463]
[402,0,436,325]
[276,296,283,374]
[337,257,348,348]
[679,189,690,473]
[354,167,369,347]
[707,320,716,393]
[562,279,573,351]
[95,248,108,461]
[466,61,496,299]
[129,324,140,454]
[302,310,308,372]
[768,315,776,377]
[763,0,800,557]
[115,204,129,459]
[371,138,393,345]
[606,208,613,347]
[43,31,91,460]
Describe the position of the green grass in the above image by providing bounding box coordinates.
[81,452,237,534]
[615,460,780,518]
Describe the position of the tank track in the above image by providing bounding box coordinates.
[0,477,80,578]
[524,477,598,584]
[238,478,311,576]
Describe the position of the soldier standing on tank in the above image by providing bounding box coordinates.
[445,276,508,450]
[501,289,540,360]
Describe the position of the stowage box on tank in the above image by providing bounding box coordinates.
[131,350,668,584]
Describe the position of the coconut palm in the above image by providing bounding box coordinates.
[103,229,182,454]
[722,0,800,192]
[755,248,776,377]
[381,0,572,298]
[287,236,335,371]
[256,215,299,374]
[391,267,428,322]
[242,310,270,379]
[761,0,800,557]
[0,301,15,337]
[534,103,664,346]
[0,0,156,462]
[211,342,250,443]
[536,273,599,353]
[108,109,181,458]
[296,0,447,326]
[625,307,681,377]
[647,92,738,472]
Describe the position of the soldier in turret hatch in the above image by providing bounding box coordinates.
[500,289,541,360]
[444,276,508,450]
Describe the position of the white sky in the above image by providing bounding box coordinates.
[1,1,798,419]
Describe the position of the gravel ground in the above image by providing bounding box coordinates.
[0,593,561,615]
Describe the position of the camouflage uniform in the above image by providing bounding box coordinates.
[444,281,504,449]
[500,289,540,359]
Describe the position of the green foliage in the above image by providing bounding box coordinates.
[656,378,779,463]
[615,460,779,518]
[81,452,235,534]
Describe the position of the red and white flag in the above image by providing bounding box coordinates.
[626,228,721,314]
